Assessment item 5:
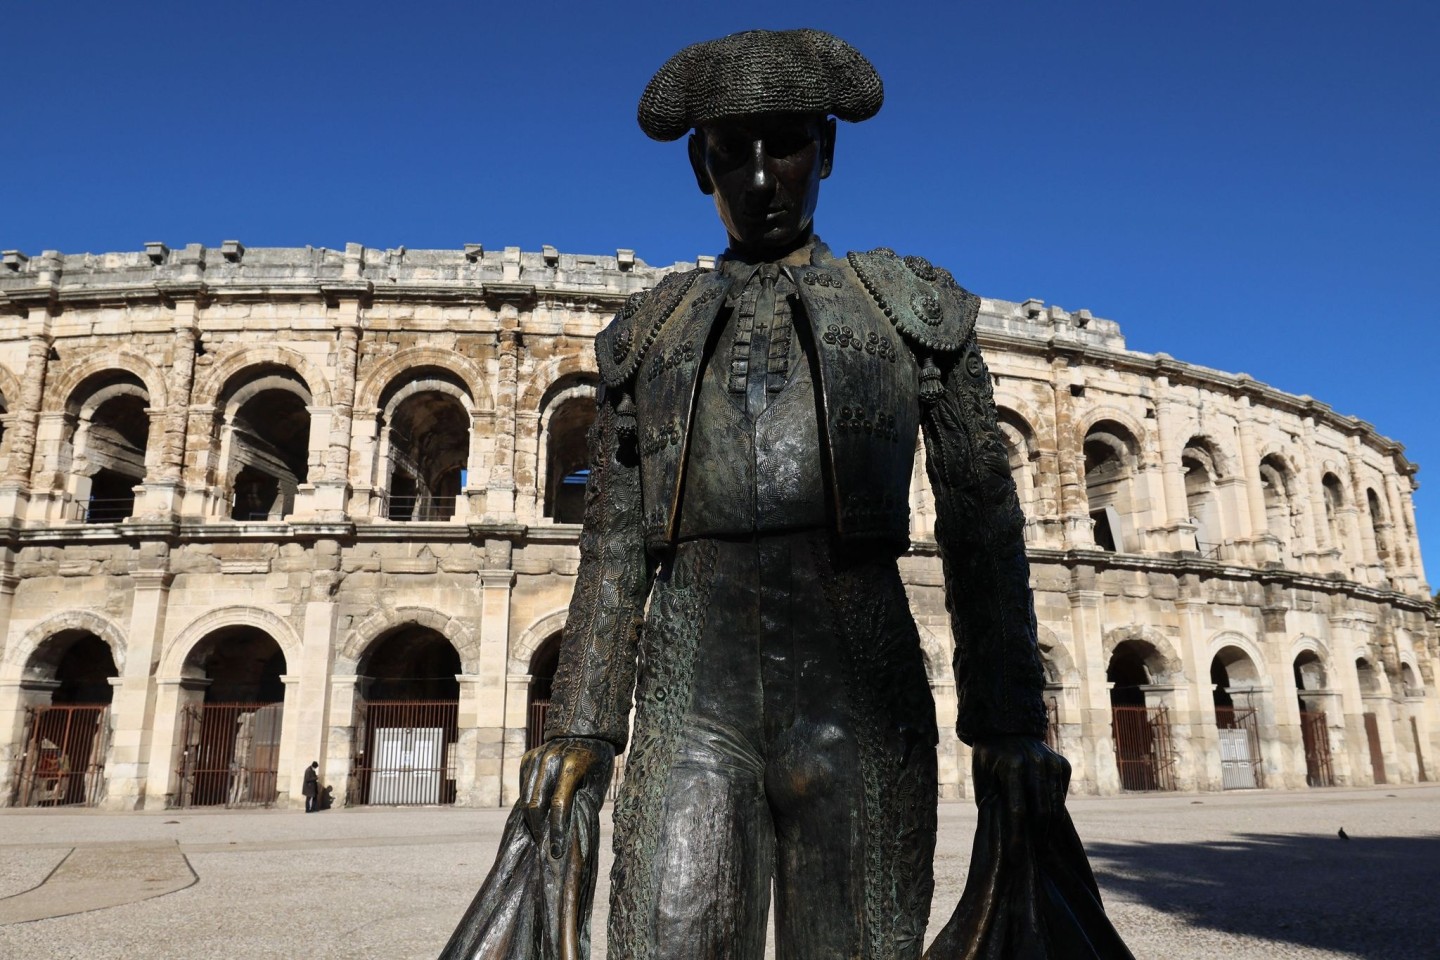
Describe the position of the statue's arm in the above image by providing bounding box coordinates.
[919,331,1048,745]
[542,382,652,750]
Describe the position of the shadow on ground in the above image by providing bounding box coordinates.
[1087,831,1440,958]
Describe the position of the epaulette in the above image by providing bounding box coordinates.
[595,271,701,389]
[845,248,981,354]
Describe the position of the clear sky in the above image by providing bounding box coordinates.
[3,1,1437,584]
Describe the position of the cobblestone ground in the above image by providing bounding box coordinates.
[1,783,1436,959]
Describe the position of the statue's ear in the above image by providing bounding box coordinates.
[819,117,837,180]
[688,131,715,196]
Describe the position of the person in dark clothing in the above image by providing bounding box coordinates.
[302,761,320,813]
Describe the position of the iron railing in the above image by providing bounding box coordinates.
[1111,704,1177,791]
[1299,710,1335,787]
[383,495,458,522]
[12,705,110,807]
[350,699,459,805]
[175,702,283,808]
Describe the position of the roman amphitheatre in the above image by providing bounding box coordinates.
[0,241,1432,810]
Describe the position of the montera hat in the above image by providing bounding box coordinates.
[637,28,883,142]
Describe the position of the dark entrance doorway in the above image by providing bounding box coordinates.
[175,628,286,808]
[526,633,561,752]
[1108,641,1175,791]
[350,626,461,805]
[13,632,117,807]
[1294,651,1335,787]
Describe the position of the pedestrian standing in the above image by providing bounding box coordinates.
[302,761,319,813]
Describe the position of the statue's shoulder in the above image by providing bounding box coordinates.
[596,268,721,388]
[843,247,980,354]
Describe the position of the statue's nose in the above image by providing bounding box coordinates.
[748,139,770,192]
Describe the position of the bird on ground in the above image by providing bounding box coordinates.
[1338,827,1350,840]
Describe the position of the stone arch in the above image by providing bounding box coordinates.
[518,354,600,418]
[1181,434,1231,480]
[5,610,129,676]
[159,606,303,679]
[1206,631,1267,685]
[511,608,570,675]
[193,345,332,410]
[539,379,599,523]
[1036,624,1078,685]
[45,353,169,415]
[356,348,492,413]
[1075,407,1148,463]
[336,605,481,675]
[916,624,951,684]
[1101,625,1184,684]
[0,363,22,413]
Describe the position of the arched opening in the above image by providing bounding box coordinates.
[1366,488,1389,564]
[1211,646,1264,788]
[1321,473,1346,556]
[1106,639,1175,791]
[996,409,1038,519]
[352,626,461,805]
[378,372,471,522]
[1182,439,1224,556]
[526,633,562,751]
[1401,662,1422,698]
[1356,655,1388,785]
[175,627,287,808]
[543,396,595,524]
[64,374,151,523]
[219,368,312,521]
[1083,422,1140,552]
[1294,650,1335,787]
[15,631,118,806]
[1259,455,1297,557]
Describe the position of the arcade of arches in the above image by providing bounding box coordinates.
[0,243,1433,810]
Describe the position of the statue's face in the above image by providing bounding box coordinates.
[689,113,836,258]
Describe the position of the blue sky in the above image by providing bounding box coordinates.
[3,1,1436,584]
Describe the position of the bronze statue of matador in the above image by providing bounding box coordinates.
[441,28,1135,960]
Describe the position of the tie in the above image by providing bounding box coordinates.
[746,265,779,420]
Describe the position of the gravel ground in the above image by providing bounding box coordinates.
[1,783,1436,959]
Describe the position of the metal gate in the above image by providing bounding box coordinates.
[1111,705,1176,791]
[527,698,549,752]
[1299,710,1335,787]
[175,702,283,808]
[349,700,458,805]
[1215,706,1264,789]
[1363,712,1387,785]
[12,705,110,807]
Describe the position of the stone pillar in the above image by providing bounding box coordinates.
[142,678,200,808]
[0,328,54,523]
[1236,407,1280,564]
[110,558,172,809]
[1174,582,1218,792]
[0,568,27,805]
[290,542,342,804]
[139,305,200,518]
[1048,361,1089,548]
[464,409,497,521]
[179,404,219,518]
[324,675,359,806]
[314,306,361,520]
[473,564,514,807]
[1153,379,1194,553]
[486,313,521,519]
[1066,567,1114,794]
[501,671,531,807]
[347,406,381,519]
[1299,414,1339,574]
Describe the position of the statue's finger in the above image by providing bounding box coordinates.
[549,751,585,857]
[525,747,562,840]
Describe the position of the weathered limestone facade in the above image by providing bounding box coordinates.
[0,242,1433,809]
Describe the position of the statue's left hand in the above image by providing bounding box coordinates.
[970,735,1071,835]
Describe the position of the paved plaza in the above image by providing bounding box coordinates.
[1,784,1437,959]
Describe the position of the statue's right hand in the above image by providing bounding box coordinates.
[520,736,615,855]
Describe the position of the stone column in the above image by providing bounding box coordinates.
[1048,361,1089,548]
[1381,474,1413,576]
[1299,414,1339,574]
[486,314,521,519]
[315,302,361,520]
[291,542,341,804]
[324,675,359,806]
[1236,405,1279,564]
[0,328,54,523]
[179,404,219,518]
[1066,567,1114,794]
[1153,378,1194,553]
[113,553,173,809]
[139,302,201,518]
[474,565,514,807]
[0,569,27,805]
